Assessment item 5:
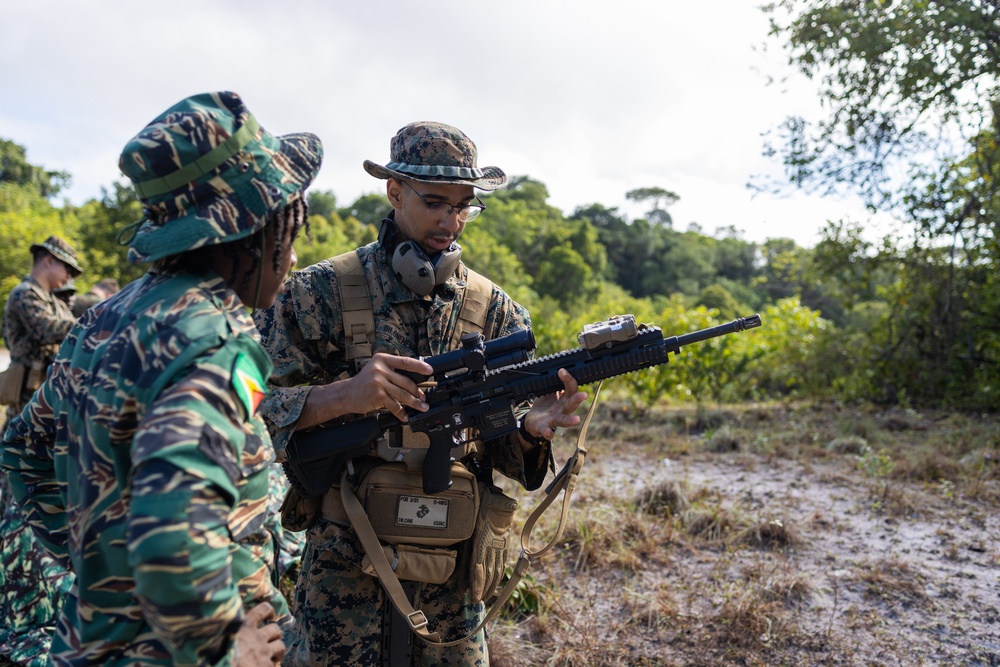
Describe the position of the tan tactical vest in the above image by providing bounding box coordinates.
[328,250,494,371]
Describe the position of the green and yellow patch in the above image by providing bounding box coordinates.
[232,352,268,416]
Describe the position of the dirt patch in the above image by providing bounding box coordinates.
[488,402,1000,666]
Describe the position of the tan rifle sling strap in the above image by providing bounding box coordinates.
[343,381,605,647]
[328,250,493,370]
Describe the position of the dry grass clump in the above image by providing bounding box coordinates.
[835,412,879,440]
[963,474,1000,503]
[535,585,637,667]
[712,579,795,647]
[680,504,745,544]
[705,425,743,453]
[556,506,663,571]
[487,619,548,667]
[893,449,964,483]
[739,561,813,607]
[634,477,692,517]
[700,560,813,650]
[854,557,930,607]
[826,435,869,455]
[633,476,798,551]
[684,407,732,434]
[622,582,682,629]
[864,479,923,518]
[736,517,798,550]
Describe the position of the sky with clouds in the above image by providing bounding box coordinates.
[1,0,885,248]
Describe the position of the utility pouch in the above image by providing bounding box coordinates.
[0,363,27,405]
[361,543,457,585]
[25,360,45,393]
[467,482,518,602]
[359,462,478,547]
[279,486,321,532]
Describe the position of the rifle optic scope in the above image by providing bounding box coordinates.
[422,328,535,380]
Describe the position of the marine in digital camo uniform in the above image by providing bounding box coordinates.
[71,277,121,319]
[0,235,82,666]
[1,91,323,667]
[254,121,587,666]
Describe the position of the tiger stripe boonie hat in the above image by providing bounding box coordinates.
[119,91,323,264]
[363,121,507,191]
[30,235,84,276]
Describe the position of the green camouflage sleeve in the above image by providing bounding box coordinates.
[1,372,68,561]
[127,347,287,667]
[253,267,343,458]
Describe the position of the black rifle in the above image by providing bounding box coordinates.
[283,313,762,497]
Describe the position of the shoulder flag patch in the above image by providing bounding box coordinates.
[232,352,268,416]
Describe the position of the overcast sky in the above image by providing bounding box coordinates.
[1,1,883,248]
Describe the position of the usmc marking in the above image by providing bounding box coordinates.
[396,495,449,529]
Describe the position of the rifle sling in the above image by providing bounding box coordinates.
[341,470,442,643]
[342,381,603,648]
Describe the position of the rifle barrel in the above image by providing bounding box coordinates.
[675,314,761,348]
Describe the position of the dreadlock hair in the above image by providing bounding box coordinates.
[156,197,310,286]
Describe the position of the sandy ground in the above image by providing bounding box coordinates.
[491,407,1000,666]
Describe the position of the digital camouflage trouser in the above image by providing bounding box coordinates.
[283,518,488,666]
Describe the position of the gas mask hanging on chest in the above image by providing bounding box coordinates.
[379,218,463,296]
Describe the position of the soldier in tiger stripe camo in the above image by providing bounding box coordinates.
[1,91,322,667]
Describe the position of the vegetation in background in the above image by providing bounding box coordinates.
[2,0,999,411]
[759,0,1000,409]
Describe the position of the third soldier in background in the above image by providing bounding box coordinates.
[71,277,120,319]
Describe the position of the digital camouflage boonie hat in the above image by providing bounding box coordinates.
[119,91,323,264]
[30,235,84,276]
[363,121,507,191]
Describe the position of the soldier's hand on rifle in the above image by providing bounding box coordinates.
[342,352,434,422]
[234,602,285,666]
[520,368,587,447]
[297,353,434,431]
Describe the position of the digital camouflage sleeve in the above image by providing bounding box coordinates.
[1,278,76,367]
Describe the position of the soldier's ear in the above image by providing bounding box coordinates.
[386,179,405,210]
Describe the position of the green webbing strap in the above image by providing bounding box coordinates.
[132,116,261,199]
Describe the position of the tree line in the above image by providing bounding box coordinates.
[3,1,999,411]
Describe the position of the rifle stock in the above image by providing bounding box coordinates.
[283,314,762,497]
